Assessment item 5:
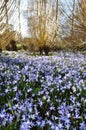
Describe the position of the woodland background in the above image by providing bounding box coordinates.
[0,0,86,53]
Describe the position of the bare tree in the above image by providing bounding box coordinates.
[0,0,20,50]
[71,0,86,50]
[74,0,86,34]
[28,0,59,54]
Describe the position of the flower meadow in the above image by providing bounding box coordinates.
[0,51,86,130]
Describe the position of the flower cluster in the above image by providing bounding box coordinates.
[0,51,86,130]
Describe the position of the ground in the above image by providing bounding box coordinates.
[0,51,86,130]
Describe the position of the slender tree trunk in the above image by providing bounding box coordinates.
[18,0,21,37]
[71,0,75,38]
[4,0,9,30]
[56,0,59,20]
[37,0,39,16]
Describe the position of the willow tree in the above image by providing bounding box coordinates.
[74,0,86,35]
[28,0,59,54]
[0,0,21,50]
[0,0,9,50]
[71,0,86,50]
